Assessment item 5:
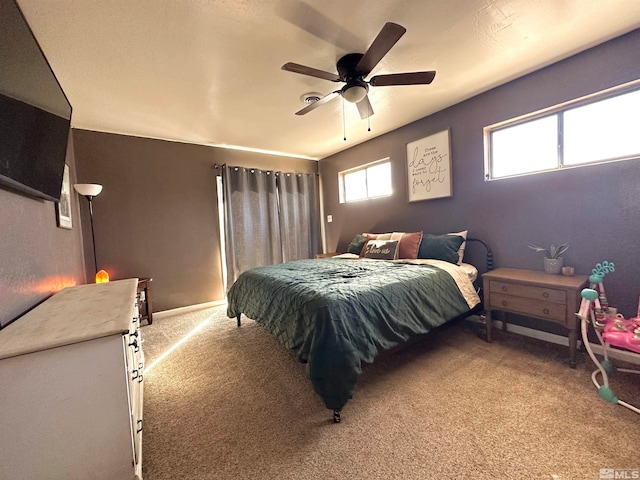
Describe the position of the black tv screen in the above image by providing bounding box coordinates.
[0,0,72,202]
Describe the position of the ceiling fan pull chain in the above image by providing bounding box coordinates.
[342,97,347,141]
[368,115,371,132]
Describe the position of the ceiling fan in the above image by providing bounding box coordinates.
[282,22,436,119]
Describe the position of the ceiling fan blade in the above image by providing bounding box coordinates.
[355,22,406,77]
[356,95,374,119]
[282,62,340,82]
[295,91,341,115]
[369,71,436,86]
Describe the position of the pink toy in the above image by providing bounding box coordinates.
[576,261,640,415]
[602,317,640,354]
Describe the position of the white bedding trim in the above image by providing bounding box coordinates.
[459,262,478,283]
[330,253,360,259]
[391,259,481,310]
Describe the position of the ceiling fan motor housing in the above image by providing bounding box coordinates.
[337,53,369,103]
[336,53,365,80]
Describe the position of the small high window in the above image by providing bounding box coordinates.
[339,159,392,203]
[485,81,640,180]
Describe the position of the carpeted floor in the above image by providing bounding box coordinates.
[141,305,640,480]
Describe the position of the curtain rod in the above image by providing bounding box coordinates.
[213,163,318,176]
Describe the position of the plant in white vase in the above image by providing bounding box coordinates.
[526,242,570,274]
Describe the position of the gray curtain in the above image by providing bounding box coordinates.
[221,165,321,286]
[278,172,321,263]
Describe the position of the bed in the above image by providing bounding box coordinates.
[227,235,492,422]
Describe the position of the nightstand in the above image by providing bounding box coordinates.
[482,268,588,367]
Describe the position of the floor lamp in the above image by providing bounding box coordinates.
[73,183,109,283]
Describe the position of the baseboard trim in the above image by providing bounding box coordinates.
[153,300,226,320]
[466,317,640,366]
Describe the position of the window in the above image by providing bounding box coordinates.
[339,159,392,203]
[485,81,640,180]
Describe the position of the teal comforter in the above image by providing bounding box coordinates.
[227,258,473,410]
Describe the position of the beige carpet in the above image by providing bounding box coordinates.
[141,306,640,480]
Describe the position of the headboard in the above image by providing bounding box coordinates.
[466,237,493,309]
[466,237,493,273]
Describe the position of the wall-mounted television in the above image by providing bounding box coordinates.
[0,0,72,202]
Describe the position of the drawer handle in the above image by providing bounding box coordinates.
[136,419,143,434]
[136,364,144,384]
[543,292,549,298]
[501,300,508,307]
[543,308,550,315]
[132,369,139,381]
[501,286,508,292]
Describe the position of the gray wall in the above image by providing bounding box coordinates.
[72,130,318,313]
[320,29,640,318]
[0,132,86,327]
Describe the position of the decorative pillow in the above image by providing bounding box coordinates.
[361,232,393,257]
[363,232,394,241]
[347,234,368,255]
[362,239,399,260]
[362,231,423,259]
[394,231,423,260]
[449,230,468,265]
[417,234,465,264]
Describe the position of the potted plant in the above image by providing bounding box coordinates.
[526,242,569,274]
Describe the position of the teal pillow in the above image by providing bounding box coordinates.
[417,234,465,264]
[347,234,368,255]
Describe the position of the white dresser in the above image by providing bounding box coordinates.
[0,279,144,480]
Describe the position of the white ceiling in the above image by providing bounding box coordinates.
[16,0,640,160]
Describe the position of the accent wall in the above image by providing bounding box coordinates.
[319,29,640,318]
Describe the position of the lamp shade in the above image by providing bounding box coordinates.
[74,183,103,196]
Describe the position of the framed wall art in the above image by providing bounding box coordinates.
[55,164,72,229]
[406,128,452,202]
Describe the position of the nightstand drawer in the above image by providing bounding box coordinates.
[490,281,566,304]
[492,293,566,323]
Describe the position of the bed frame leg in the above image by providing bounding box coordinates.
[236,314,241,327]
[333,409,342,423]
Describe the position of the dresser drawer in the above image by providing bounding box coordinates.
[490,280,566,304]
[492,293,567,323]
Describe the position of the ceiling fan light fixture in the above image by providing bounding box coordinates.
[342,83,368,103]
